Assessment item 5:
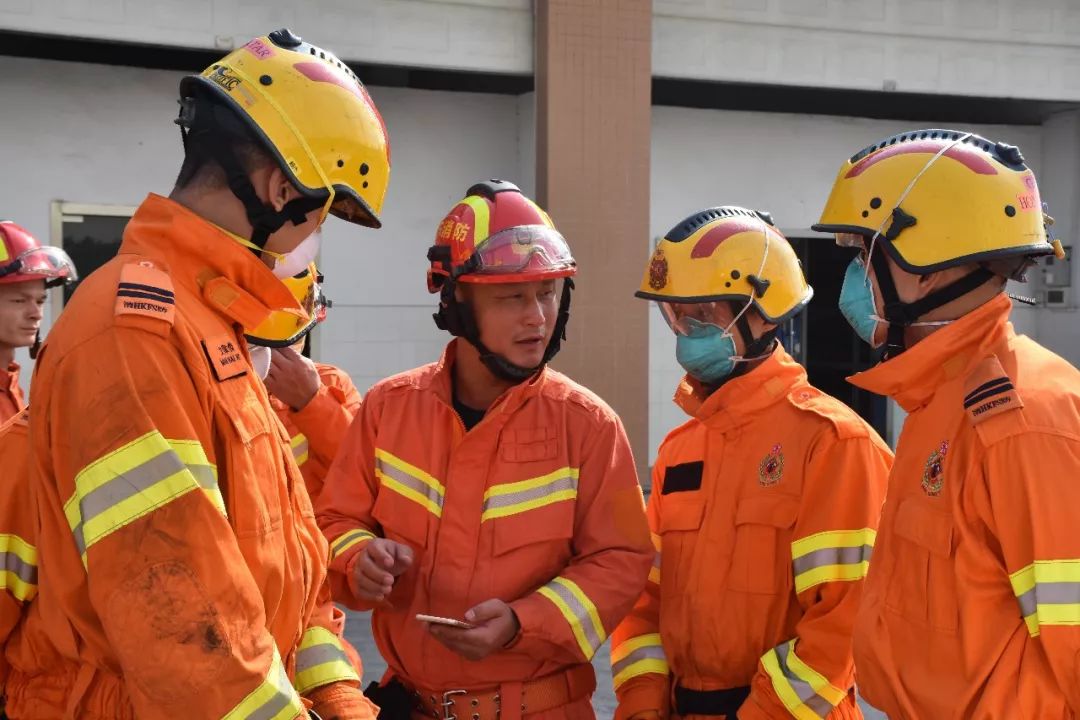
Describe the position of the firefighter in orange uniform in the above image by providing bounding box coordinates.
[813,129,1080,717]
[611,208,892,720]
[247,264,364,504]
[246,264,366,672]
[0,409,35,706]
[317,179,653,719]
[8,29,389,720]
[0,222,77,422]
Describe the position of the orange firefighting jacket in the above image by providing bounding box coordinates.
[7,195,365,720]
[0,363,24,423]
[849,293,1080,718]
[0,409,35,696]
[271,362,362,504]
[317,341,654,718]
[611,347,892,720]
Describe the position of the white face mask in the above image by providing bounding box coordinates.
[249,345,272,380]
[272,231,322,279]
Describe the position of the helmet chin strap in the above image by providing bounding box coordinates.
[178,97,324,253]
[868,247,994,357]
[433,278,575,383]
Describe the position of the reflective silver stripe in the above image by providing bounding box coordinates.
[611,644,666,678]
[248,661,297,720]
[1017,582,1080,617]
[71,451,186,554]
[296,642,350,674]
[482,474,577,513]
[775,642,835,718]
[540,578,605,654]
[791,544,873,576]
[376,457,444,510]
[0,551,36,586]
[292,436,309,462]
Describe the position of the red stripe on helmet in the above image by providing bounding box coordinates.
[845,140,998,178]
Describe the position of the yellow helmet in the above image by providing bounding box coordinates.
[245,264,327,347]
[813,129,1061,273]
[179,29,390,229]
[637,206,812,322]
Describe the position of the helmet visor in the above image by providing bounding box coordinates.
[658,301,736,336]
[463,225,576,280]
[0,246,78,283]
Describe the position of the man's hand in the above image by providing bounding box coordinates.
[264,347,320,411]
[427,599,521,661]
[353,538,414,603]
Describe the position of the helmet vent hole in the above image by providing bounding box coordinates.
[360,163,370,175]
[337,159,344,168]
[870,197,882,209]
[259,74,273,86]
[363,181,369,189]
[1005,205,1017,217]
[310,48,316,55]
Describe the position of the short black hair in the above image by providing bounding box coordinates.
[173,89,276,190]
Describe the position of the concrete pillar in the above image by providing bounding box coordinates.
[535,0,652,479]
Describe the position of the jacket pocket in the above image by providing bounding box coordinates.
[728,494,800,595]
[499,427,559,463]
[217,380,284,539]
[884,497,958,633]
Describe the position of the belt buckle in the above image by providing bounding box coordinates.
[441,689,467,720]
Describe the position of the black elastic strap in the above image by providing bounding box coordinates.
[673,684,750,717]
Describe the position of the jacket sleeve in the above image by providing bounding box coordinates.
[740,433,891,720]
[293,590,376,720]
[0,414,36,695]
[987,432,1080,711]
[39,324,306,720]
[291,365,363,481]
[610,462,671,720]
[315,389,382,611]
[508,410,653,665]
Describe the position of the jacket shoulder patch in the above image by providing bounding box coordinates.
[964,355,1023,425]
[115,261,176,327]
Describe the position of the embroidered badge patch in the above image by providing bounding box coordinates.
[922,440,949,497]
[648,248,669,290]
[758,444,784,487]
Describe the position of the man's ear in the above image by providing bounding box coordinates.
[264,165,296,212]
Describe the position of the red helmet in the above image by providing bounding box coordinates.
[0,222,77,287]
[427,180,577,382]
[427,179,576,291]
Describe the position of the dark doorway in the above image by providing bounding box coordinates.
[789,237,889,439]
[59,212,129,305]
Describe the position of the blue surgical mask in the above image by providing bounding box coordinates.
[838,257,881,346]
[675,318,739,383]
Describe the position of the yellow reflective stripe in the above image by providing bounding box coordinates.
[169,438,225,516]
[0,241,8,262]
[222,647,303,720]
[65,432,220,564]
[331,529,376,561]
[0,534,37,603]
[791,528,876,557]
[791,528,876,594]
[536,577,606,659]
[294,626,359,694]
[374,448,444,518]
[1009,559,1080,636]
[611,633,668,689]
[762,640,844,720]
[460,195,491,247]
[481,467,579,521]
[290,433,309,467]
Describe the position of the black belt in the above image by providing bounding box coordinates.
[673,684,750,717]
